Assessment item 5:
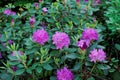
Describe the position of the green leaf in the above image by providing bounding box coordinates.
[32,63,38,69]
[115,44,120,51]
[8,61,20,66]
[50,76,56,80]
[27,59,32,66]
[65,53,79,59]
[15,69,25,75]
[0,73,13,80]
[97,64,111,70]
[73,62,81,71]
[26,67,32,74]
[43,64,53,70]
[87,77,95,80]
[112,71,120,80]
[36,67,42,73]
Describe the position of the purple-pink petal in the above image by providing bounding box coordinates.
[82,28,98,41]
[29,16,35,26]
[77,39,90,50]
[57,67,73,80]
[32,29,49,45]
[42,7,48,13]
[89,49,106,63]
[52,32,70,49]
[4,9,11,15]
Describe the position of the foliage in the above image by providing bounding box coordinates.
[104,0,120,33]
[0,0,120,80]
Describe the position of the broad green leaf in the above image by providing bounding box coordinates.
[65,53,79,59]
[15,69,25,75]
[43,64,53,70]
[36,67,42,73]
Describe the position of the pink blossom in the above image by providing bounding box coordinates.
[39,0,42,2]
[76,0,80,3]
[8,40,14,44]
[11,19,14,26]
[11,11,16,15]
[12,66,17,71]
[29,16,35,26]
[34,3,39,9]
[82,28,98,41]
[11,51,24,56]
[57,67,73,80]
[42,7,48,13]
[77,39,90,50]
[32,29,49,45]
[4,9,11,15]
[89,49,106,63]
[52,32,70,49]
[0,52,2,59]
[84,0,88,2]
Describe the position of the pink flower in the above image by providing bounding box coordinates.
[77,39,90,50]
[11,19,14,26]
[34,3,39,9]
[39,0,42,2]
[0,52,2,59]
[12,66,17,71]
[32,29,49,45]
[42,7,48,13]
[29,16,35,26]
[11,51,24,56]
[57,67,73,80]
[97,49,106,62]
[96,0,101,4]
[4,9,11,15]
[76,0,80,3]
[11,11,16,15]
[8,40,14,44]
[52,32,70,49]
[84,0,88,2]
[89,49,106,63]
[82,28,98,41]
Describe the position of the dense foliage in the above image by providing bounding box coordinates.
[0,0,120,80]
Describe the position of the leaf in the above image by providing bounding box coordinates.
[65,53,79,59]
[26,67,32,74]
[36,67,42,73]
[115,44,120,51]
[87,77,95,80]
[112,71,120,80]
[15,69,25,75]
[27,59,32,66]
[73,62,81,71]
[32,63,38,69]
[43,64,53,70]
[97,64,111,70]
[50,76,56,80]
[0,73,13,80]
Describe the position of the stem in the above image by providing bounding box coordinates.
[90,63,96,74]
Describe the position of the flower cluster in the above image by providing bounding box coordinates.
[57,67,73,80]
[81,28,98,41]
[89,49,106,63]
[32,29,49,45]
[52,32,70,49]
[77,28,98,50]
[4,9,16,16]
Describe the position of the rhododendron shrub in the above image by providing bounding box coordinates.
[0,0,114,80]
